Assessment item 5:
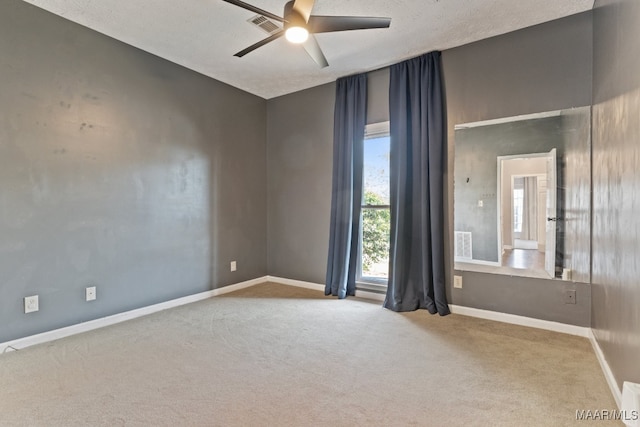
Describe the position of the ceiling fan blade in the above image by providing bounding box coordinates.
[308,16,391,33]
[234,30,285,57]
[302,34,328,68]
[221,0,285,23]
[292,0,316,22]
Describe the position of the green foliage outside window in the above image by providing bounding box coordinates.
[361,191,390,271]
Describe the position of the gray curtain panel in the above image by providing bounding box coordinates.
[325,74,367,299]
[385,52,450,315]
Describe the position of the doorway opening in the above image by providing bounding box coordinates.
[497,149,556,278]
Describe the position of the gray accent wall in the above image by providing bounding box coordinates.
[444,12,593,326]
[267,83,335,283]
[0,1,267,343]
[592,0,640,388]
[366,68,390,125]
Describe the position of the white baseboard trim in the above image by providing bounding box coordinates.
[266,276,325,292]
[208,276,267,296]
[0,276,268,355]
[267,277,594,333]
[449,304,591,337]
[266,276,386,302]
[588,329,622,409]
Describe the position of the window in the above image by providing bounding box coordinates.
[513,188,524,233]
[358,122,390,288]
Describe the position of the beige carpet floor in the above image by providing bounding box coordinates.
[0,282,619,426]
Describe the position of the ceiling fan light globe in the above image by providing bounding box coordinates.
[285,26,309,44]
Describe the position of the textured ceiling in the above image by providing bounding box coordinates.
[22,0,594,99]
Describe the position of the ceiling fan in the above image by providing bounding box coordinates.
[221,0,391,67]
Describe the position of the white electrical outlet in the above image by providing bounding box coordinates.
[86,286,96,301]
[454,275,463,289]
[24,295,39,313]
[230,261,237,272]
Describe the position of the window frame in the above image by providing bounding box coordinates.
[356,121,391,291]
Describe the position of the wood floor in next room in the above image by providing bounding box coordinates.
[502,248,546,270]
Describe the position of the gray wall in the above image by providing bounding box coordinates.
[445,12,593,326]
[266,83,335,282]
[0,1,267,343]
[592,0,640,388]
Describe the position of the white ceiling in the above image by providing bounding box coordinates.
[22,0,594,99]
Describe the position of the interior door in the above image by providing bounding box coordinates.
[544,148,557,278]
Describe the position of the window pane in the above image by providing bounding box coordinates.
[360,125,390,283]
[363,136,390,205]
[361,207,390,278]
[513,188,524,233]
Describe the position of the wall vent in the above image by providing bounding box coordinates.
[455,231,473,260]
[248,15,281,35]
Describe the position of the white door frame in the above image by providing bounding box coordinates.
[497,152,552,267]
